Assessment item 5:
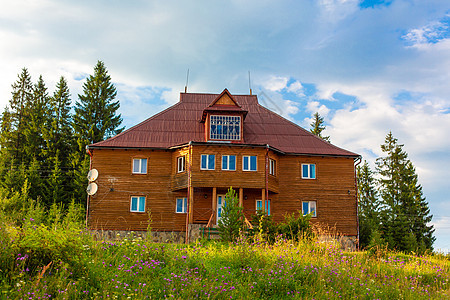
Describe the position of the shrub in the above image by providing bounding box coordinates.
[250,209,277,243]
[277,211,313,241]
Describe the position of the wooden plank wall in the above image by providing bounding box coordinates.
[89,146,357,236]
[277,156,357,236]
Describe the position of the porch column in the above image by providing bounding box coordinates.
[212,187,217,225]
[239,188,243,207]
[188,187,194,223]
[261,188,266,212]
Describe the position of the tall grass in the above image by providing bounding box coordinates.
[1,202,449,299]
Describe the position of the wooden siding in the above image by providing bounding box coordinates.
[89,145,357,236]
[277,156,357,236]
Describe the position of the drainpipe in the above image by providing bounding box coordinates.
[265,144,269,211]
[354,155,362,250]
[85,147,93,228]
[185,141,192,244]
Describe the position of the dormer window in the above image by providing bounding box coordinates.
[210,115,241,140]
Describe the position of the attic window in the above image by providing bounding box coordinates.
[210,115,241,140]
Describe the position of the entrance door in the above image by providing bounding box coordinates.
[216,194,225,223]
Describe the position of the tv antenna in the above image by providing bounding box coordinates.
[248,71,252,95]
[184,68,190,93]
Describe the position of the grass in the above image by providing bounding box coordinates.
[2,223,450,299]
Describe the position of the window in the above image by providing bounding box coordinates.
[222,155,236,171]
[177,156,185,173]
[201,154,215,170]
[269,159,276,176]
[256,200,271,216]
[132,158,147,174]
[243,156,257,171]
[302,201,316,217]
[301,164,316,179]
[130,196,146,212]
[210,115,241,140]
[176,197,188,213]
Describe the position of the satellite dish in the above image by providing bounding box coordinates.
[87,169,99,182]
[86,182,98,196]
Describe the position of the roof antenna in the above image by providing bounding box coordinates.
[184,68,190,93]
[248,71,252,95]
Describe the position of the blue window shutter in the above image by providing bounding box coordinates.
[133,159,140,173]
[208,155,215,169]
[222,156,228,169]
[230,155,236,170]
[302,165,308,178]
[310,164,316,179]
[243,156,248,170]
[139,197,145,212]
[141,159,147,174]
[256,200,262,211]
[131,197,138,211]
[266,200,271,216]
[201,155,207,169]
[250,156,257,171]
[302,202,309,215]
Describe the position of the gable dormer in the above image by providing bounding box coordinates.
[200,89,248,143]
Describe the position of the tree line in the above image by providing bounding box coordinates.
[310,113,435,252]
[0,61,123,208]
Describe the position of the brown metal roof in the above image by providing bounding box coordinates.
[90,91,359,157]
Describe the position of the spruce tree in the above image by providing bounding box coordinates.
[73,60,123,148]
[310,112,330,142]
[376,132,435,252]
[357,161,380,249]
[2,68,34,162]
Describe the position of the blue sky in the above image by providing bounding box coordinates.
[1,0,449,251]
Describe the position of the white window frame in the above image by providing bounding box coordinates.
[176,197,188,213]
[201,154,215,170]
[221,155,236,171]
[243,155,257,171]
[256,199,271,216]
[301,163,316,179]
[302,201,317,217]
[177,156,185,173]
[132,158,147,174]
[130,196,146,212]
[209,115,241,140]
[269,158,276,176]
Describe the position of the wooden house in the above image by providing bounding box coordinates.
[87,89,360,240]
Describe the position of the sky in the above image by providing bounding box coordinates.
[1,0,449,251]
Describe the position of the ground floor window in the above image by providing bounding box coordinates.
[256,199,271,216]
[302,201,316,217]
[130,196,146,212]
[176,197,188,213]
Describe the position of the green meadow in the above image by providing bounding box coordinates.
[1,202,449,299]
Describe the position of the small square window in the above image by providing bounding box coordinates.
[132,158,147,174]
[201,154,215,170]
[301,164,316,179]
[256,199,271,216]
[130,196,146,212]
[176,197,188,213]
[269,159,276,176]
[177,156,185,173]
[302,201,316,217]
[222,155,236,171]
[243,156,257,171]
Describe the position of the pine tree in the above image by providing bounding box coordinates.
[309,112,330,142]
[2,68,34,162]
[376,132,435,252]
[73,60,123,148]
[218,187,245,242]
[44,76,73,166]
[357,161,380,249]
[24,75,50,163]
